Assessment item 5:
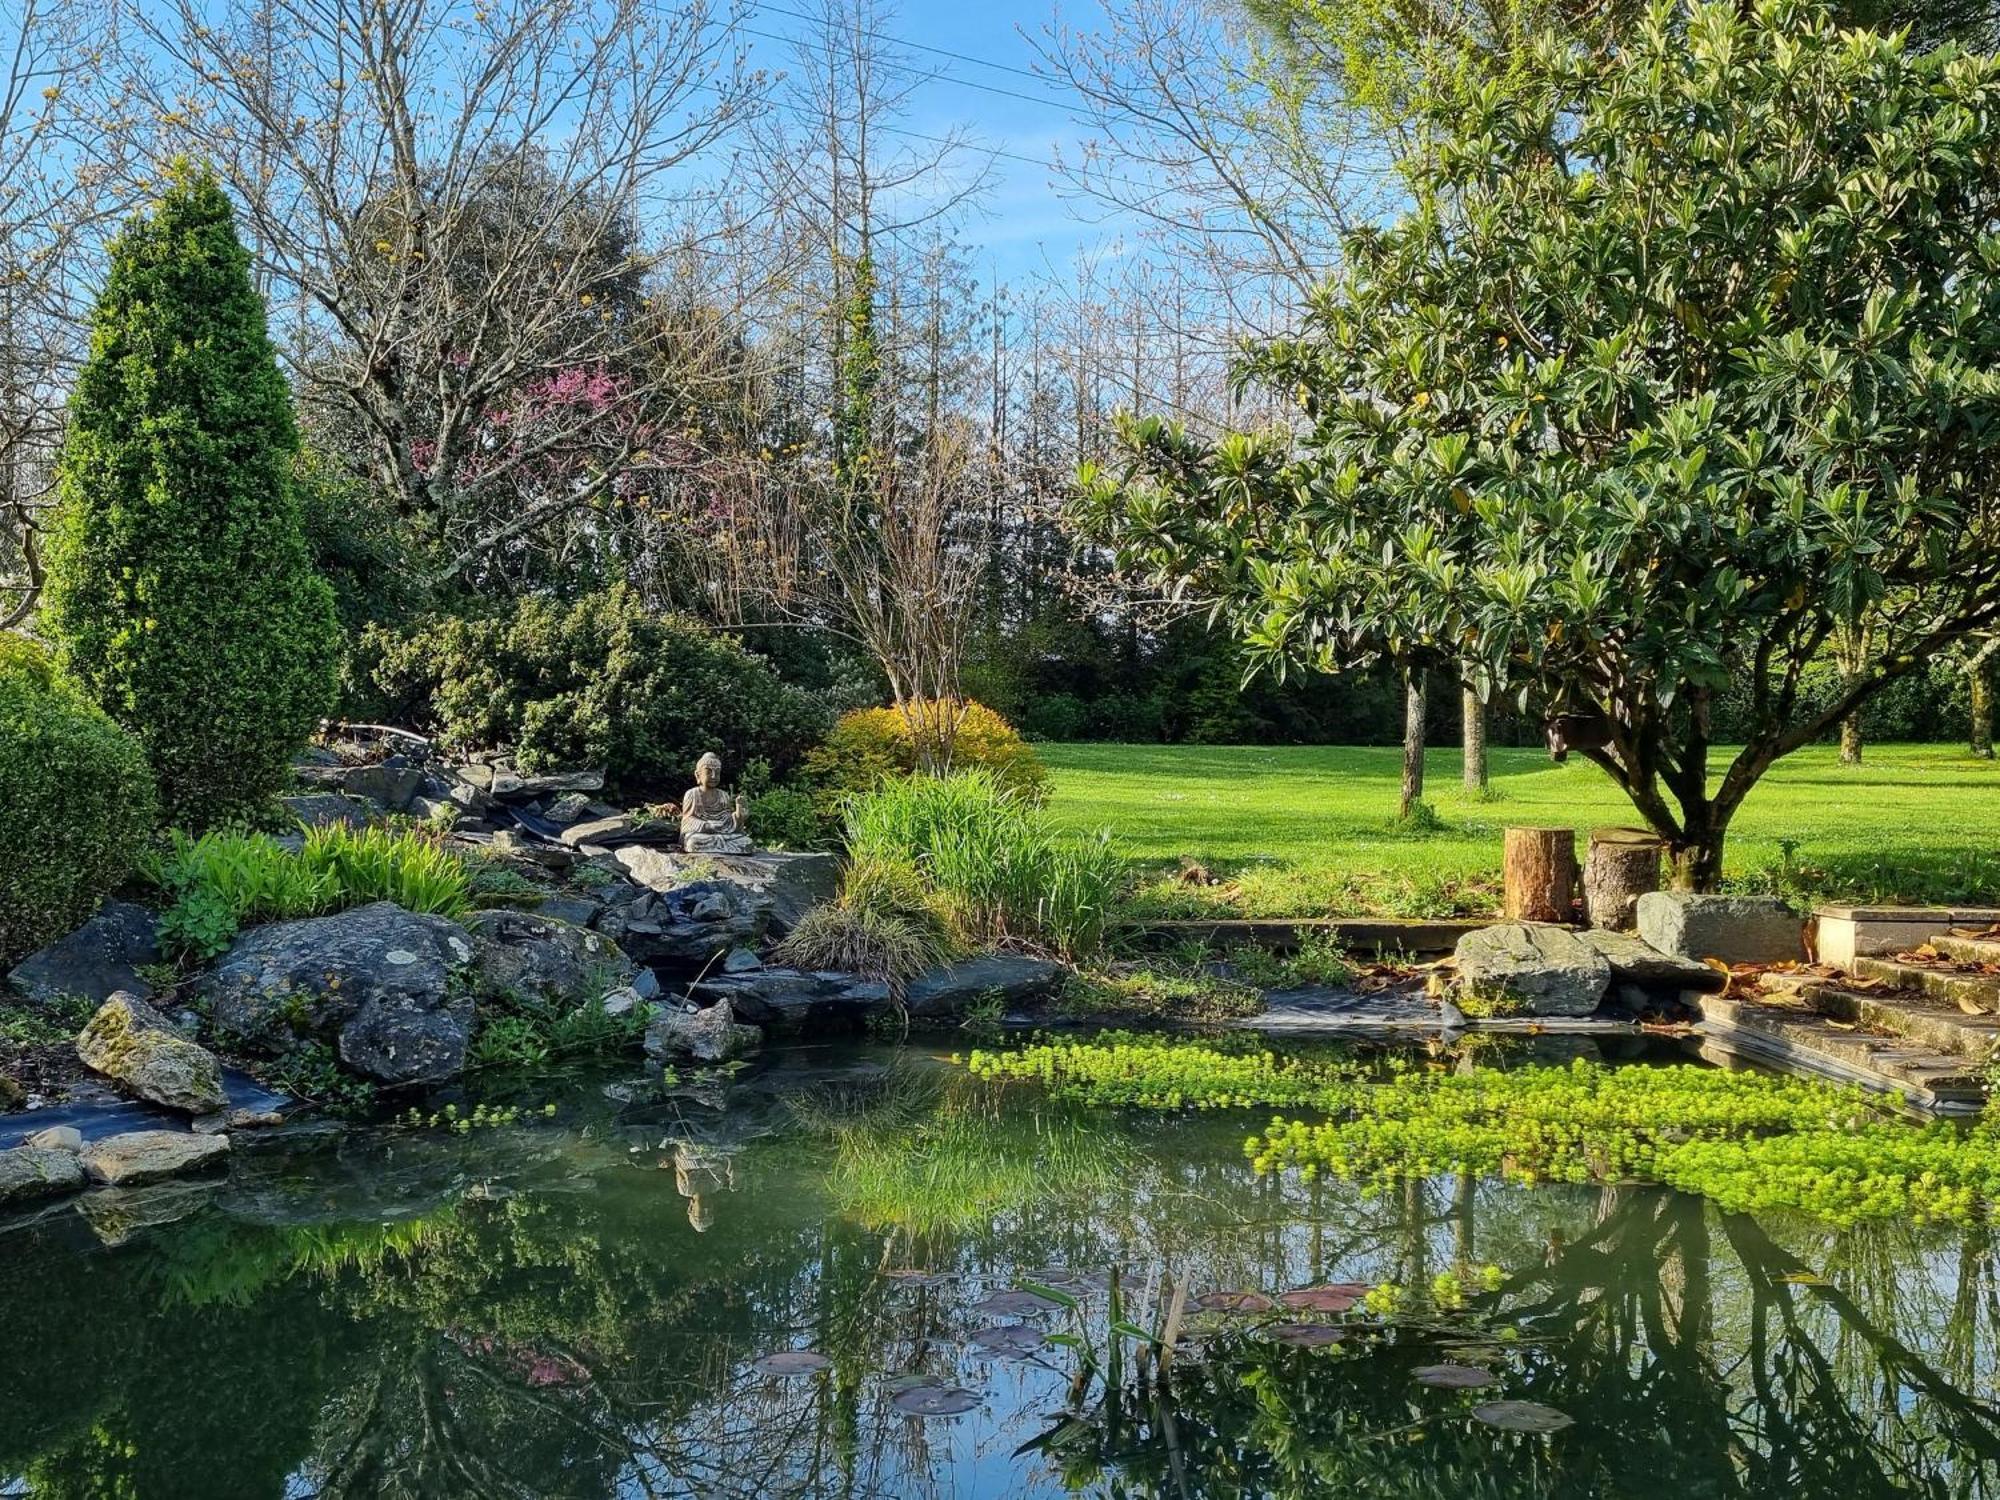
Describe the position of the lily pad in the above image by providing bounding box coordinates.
[968,1324,1046,1359]
[1277,1286,1362,1313]
[971,1289,1064,1316]
[1413,1363,1496,1390]
[1261,1321,1345,1347]
[891,1384,982,1416]
[1191,1290,1275,1314]
[752,1350,831,1377]
[1472,1400,1574,1434]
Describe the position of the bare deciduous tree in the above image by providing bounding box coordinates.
[136,0,759,585]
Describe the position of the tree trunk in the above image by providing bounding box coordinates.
[1584,827,1662,931]
[1973,662,1994,761]
[1503,826,1579,923]
[1667,833,1726,893]
[1839,710,1863,765]
[1461,687,1487,793]
[1400,671,1426,819]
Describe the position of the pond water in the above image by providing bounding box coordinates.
[4,1040,2000,1498]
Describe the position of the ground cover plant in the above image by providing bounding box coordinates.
[145,824,472,959]
[968,1035,2000,1227]
[1042,742,2000,918]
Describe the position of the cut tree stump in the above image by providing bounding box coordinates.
[1583,827,1663,931]
[1503,827,1579,923]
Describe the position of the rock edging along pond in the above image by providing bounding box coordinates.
[965,1035,2000,1227]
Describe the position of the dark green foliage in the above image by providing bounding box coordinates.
[368,583,830,798]
[40,166,339,830]
[0,636,158,960]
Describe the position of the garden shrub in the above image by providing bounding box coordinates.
[39,167,339,830]
[146,823,471,959]
[843,771,1123,961]
[368,584,829,798]
[807,699,1049,804]
[0,636,157,961]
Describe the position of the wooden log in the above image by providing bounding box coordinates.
[1503,826,1579,923]
[1583,826,1663,931]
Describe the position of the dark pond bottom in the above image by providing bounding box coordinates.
[2,1039,1997,1498]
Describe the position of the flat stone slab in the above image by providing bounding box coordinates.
[78,1130,230,1188]
[0,1145,87,1207]
[1455,923,1610,1016]
[616,849,838,933]
[1575,929,1723,990]
[1639,893,1801,964]
[904,955,1065,1020]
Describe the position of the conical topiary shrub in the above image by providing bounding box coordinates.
[41,164,337,829]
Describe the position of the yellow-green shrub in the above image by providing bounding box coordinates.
[806,700,1049,804]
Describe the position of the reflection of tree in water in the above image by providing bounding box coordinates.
[7,1073,2000,1497]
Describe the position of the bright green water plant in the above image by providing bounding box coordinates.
[968,1036,2000,1226]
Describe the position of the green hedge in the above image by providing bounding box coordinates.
[0,636,158,962]
[368,584,830,798]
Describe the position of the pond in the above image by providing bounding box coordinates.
[4,1040,2000,1498]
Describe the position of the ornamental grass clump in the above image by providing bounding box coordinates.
[843,771,1124,961]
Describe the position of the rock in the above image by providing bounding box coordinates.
[1636,893,1802,965]
[904,954,1067,1021]
[534,895,603,927]
[1454,923,1611,1017]
[1575,928,1725,990]
[644,1000,762,1063]
[208,902,478,1085]
[76,992,226,1114]
[7,900,160,1006]
[560,814,636,848]
[599,986,645,1019]
[512,769,605,798]
[0,1075,21,1111]
[689,967,890,1026]
[339,762,425,811]
[544,792,594,825]
[24,1125,83,1152]
[614,848,838,935]
[76,1178,217,1245]
[192,1108,284,1136]
[78,1130,229,1187]
[283,792,374,830]
[407,795,462,827]
[723,947,763,974]
[0,1145,86,1207]
[461,909,636,1006]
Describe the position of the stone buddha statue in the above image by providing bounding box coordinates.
[680,751,752,854]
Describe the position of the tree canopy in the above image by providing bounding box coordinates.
[1079,0,2000,885]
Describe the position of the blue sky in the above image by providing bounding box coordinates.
[737,0,1130,294]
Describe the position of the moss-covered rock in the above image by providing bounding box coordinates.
[76,992,226,1114]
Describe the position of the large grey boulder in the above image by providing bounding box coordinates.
[689,967,890,1026]
[1636,893,1802,965]
[1454,923,1611,1017]
[645,999,763,1064]
[76,992,226,1114]
[79,1129,229,1187]
[208,902,478,1085]
[1575,929,1725,991]
[904,954,1067,1021]
[615,848,838,935]
[282,793,373,830]
[0,1145,86,1207]
[7,900,159,1005]
[460,909,636,1005]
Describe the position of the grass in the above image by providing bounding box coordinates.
[1040,741,2000,918]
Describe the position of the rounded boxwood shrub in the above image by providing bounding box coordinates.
[806,699,1050,804]
[0,636,158,961]
[39,167,339,829]
[368,583,830,798]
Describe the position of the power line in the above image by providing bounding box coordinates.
[738,22,1071,112]
[744,2,1051,85]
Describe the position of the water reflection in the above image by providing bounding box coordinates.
[2,1044,1999,1497]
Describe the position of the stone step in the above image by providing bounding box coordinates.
[1795,981,2000,1062]
[1695,993,1986,1115]
[1933,933,2000,967]
[1848,956,2000,1014]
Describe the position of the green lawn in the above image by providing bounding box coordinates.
[1040,742,2000,919]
